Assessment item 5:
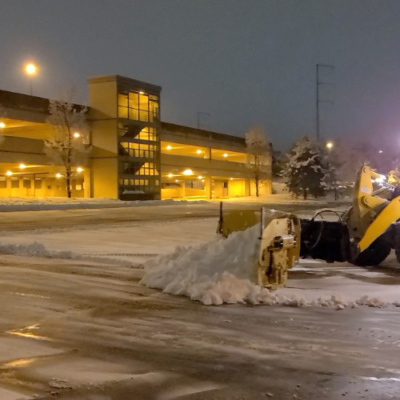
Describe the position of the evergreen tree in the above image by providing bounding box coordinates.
[282,136,336,199]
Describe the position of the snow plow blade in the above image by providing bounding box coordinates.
[217,203,300,289]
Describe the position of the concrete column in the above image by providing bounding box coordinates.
[180,182,185,198]
[245,179,251,197]
[6,177,11,197]
[84,168,91,198]
[204,176,212,199]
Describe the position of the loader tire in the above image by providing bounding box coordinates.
[394,224,400,263]
[353,239,391,267]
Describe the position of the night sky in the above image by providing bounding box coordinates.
[1,0,400,150]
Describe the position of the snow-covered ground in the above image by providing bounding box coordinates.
[0,204,400,399]
[0,196,208,212]
[0,216,398,308]
[0,193,349,212]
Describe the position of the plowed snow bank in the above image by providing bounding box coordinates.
[140,225,396,308]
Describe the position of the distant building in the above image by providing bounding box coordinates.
[0,75,271,200]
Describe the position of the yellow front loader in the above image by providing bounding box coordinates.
[217,166,400,289]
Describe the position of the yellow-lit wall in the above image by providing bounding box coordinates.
[228,180,246,197]
[184,188,205,197]
[88,79,118,119]
[0,176,85,198]
[161,187,182,199]
[213,181,226,198]
[3,124,53,140]
[250,179,272,196]
[88,78,119,199]
[90,158,118,198]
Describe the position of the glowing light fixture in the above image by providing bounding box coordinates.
[375,176,385,183]
[379,150,383,154]
[25,63,37,96]
[230,177,233,180]
[77,167,84,173]
[168,173,173,178]
[326,142,333,149]
[139,91,144,94]
[25,63,36,75]
[183,169,193,176]
[19,164,26,169]
[196,149,202,154]
[0,122,5,128]
[6,171,12,176]
[223,153,228,157]
[198,175,203,179]
[73,132,80,138]
[56,173,62,178]
[166,145,172,150]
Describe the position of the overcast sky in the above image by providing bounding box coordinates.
[1,0,400,150]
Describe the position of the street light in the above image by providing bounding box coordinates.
[326,141,333,149]
[73,132,81,138]
[0,122,5,128]
[25,63,37,96]
[19,164,26,169]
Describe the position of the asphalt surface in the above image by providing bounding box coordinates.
[0,201,399,400]
[0,200,343,232]
[1,254,399,400]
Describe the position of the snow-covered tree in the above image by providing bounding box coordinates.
[282,136,336,199]
[45,99,91,198]
[330,140,373,183]
[245,125,271,197]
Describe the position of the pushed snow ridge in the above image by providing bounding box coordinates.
[140,225,393,308]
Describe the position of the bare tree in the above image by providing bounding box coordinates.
[245,125,271,197]
[45,98,91,198]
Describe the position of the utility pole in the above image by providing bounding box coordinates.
[316,64,335,142]
[197,112,210,130]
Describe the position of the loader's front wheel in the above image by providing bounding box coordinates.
[353,239,391,267]
[394,224,400,263]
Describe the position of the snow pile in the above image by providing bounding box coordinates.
[140,225,264,305]
[140,225,395,308]
[0,241,76,259]
[140,225,315,306]
[0,241,131,266]
[0,197,208,212]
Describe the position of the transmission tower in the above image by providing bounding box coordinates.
[316,64,335,142]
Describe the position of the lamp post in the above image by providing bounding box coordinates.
[325,141,338,199]
[25,63,37,95]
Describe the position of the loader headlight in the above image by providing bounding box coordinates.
[374,175,386,183]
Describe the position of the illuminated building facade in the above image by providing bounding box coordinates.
[0,75,271,200]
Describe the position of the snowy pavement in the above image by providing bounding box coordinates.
[0,197,209,212]
[0,203,399,399]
